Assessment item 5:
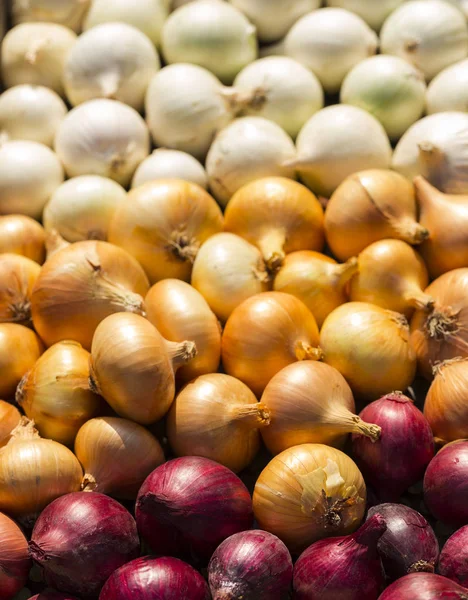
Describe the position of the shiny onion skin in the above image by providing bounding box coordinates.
[0,215,46,264]
[222,292,322,397]
[352,393,434,501]
[145,279,221,382]
[293,514,386,600]
[253,443,366,553]
[378,573,468,600]
[29,492,140,597]
[0,512,31,600]
[99,556,211,600]
[208,530,293,600]
[0,401,21,447]
[439,525,468,587]
[135,457,254,563]
[31,240,149,350]
[0,323,43,399]
[0,254,41,325]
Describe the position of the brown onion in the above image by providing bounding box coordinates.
[0,215,45,264]
[0,323,43,399]
[0,253,41,326]
[0,401,21,448]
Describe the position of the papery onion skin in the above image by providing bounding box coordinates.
[439,525,468,587]
[325,0,405,31]
[208,530,293,600]
[29,492,140,597]
[378,572,468,600]
[426,59,468,114]
[0,215,46,264]
[0,324,43,399]
[0,512,31,600]
[132,149,208,190]
[0,254,41,326]
[136,456,254,563]
[0,401,21,448]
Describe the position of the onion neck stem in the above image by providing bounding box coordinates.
[166,340,198,371]
[425,307,459,340]
[393,218,429,245]
[230,402,271,429]
[81,474,98,492]
[352,514,386,548]
[418,142,447,191]
[408,560,435,574]
[334,257,359,288]
[9,417,40,442]
[258,229,286,276]
[166,231,200,264]
[220,86,267,115]
[295,341,323,361]
[46,229,70,259]
[404,289,435,311]
[349,416,381,442]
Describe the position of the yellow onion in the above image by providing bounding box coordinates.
[320,302,416,401]
[16,341,102,446]
[90,313,197,425]
[75,416,165,499]
[273,251,358,328]
[224,177,324,274]
[44,228,70,260]
[253,443,366,553]
[350,239,434,318]
[0,254,41,326]
[222,292,322,397]
[145,279,221,382]
[167,373,270,473]
[108,179,224,284]
[324,169,429,261]
[0,323,43,399]
[260,361,381,455]
[0,417,82,525]
[31,240,150,350]
[0,215,45,264]
[0,401,21,448]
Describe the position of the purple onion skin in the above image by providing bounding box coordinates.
[424,441,468,527]
[208,530,293,600]
[28,593,79,600]
[293,514,386,600]
[439,525,468,587]
[367,503,439,580]
[136,457,253,564]
[29,492,140,597]
[352,392,434,502]
[99,556,210,600]
[378,573,468,599]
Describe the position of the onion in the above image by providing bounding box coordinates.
[293,514,386,600]
[0,23,77,96]
[208,530,293,600]
[30,492,140,596]
[132,149,208,190]
[191,233,270,322]
[320,303,416,401]
[108,179,223,284]
[0,85,67,147]
[54,99,150,186]
[253,443,366,553]
[284,8,378,94]
[0,401,21,448]
[325,0,404,30]
[167,373,269,472]
[0,216,45,264]
[290,106,392,198]
[380,0,468,81]
[75,416,165,498]
[0,324,43,399]
[90,313,196,424]
[136,456,253,562]
[426,59,468,114]
[439,525,468,587]
[325,169,428,262]
[27,593,78,600]
[379,573,468,599]
[349,239,433,317]
[0,254,41,325]
[11,0,90,32]
[0,512,31,600]
[206,117,296,206]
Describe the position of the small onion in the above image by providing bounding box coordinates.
[0,254,41,325]
[426,59,468,114]
[132,149,208,190]
[0,215,45,264]
[439,525,468,587]
[0,512,31,600]
[11,0,90,32]
[325,0,405,31]
[0,401,21,448]
[379,573,468,600]
[0,324,43,399]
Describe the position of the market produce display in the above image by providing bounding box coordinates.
[2,0,468,598]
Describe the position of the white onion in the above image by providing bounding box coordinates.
[340,55,426,140]
[84,0,170,46]
[43,176,127,242]
[291,105,392,197]
[380,0,468,81]
[0,141,64,219]
[132,149,208,189]
[206,117,296,206]
[0,85,67,147]
[0,23,77,96]
[64,23,160,112]
[161,0,258,84]
[446,0,468,18]
[325,0,405,30]
[233,57,324,139]
[11,0,90,33]
[284,8,378,94]
[392,111,468,194]
[426,59,468,114]
[54,99,150,186]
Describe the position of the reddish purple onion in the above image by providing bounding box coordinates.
[136,457,253,563]
[352,392,434,501]
[367,503,439,580]
[424,441,468,527]
[208,530,293,600]
[293,514,386,600]
[439,525,468,587]
[99,556,210,600]
[0,513,31,600]
[28,593,79,600]
[378,573,468,599]
[29,492,140,597]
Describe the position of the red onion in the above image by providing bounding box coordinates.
[352,392,434,501]
[378,573,468,599]
[367,503,439,580]
[0,512,31,600]
[136,457,253,563]
[99,556,210,600]
[293,514,386,600]
[28,593,79,600]
[208,530,293,600]
[29,492,140,597]
[424,441,468,527]
[439,526,468,587]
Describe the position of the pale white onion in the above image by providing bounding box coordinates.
[0,85,67,147]
[161,0,258,84]
[340,55,426,140]
[54,99,150,186]
[380,0,468,81]
[446,0,468,18]
[11,0,90,32]
[325,0,405,30]
[0,141,64,219]
[284,8,378,94]
[392,111,468,194]
[132,149,208,189]
[426,59,468,114]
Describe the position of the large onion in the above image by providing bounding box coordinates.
[0,254,41,325]
[426,59,468,114]
[0,401,21,448]
[0,215,45,264]
[0,324,43,399]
